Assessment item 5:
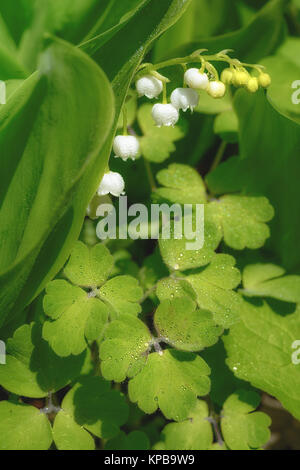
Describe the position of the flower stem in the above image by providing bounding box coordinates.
[143,158,156,192]
[122,106,128,135]
[210,140,227,173]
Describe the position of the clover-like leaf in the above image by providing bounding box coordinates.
[221,390,271,450]
[42,280,109,356]
[52,410,95,451]
[61,376,129,440]
[159,208,222,271]
[138,104,186,163]
[208,195,274,250]
[156,277,196,302]
[154,297,223,352]
[186,254,242,327]
[100,314,152,382]
[242,263,300,303]
[160,400,213,450]
[64,241,114,288]
[105,431,150,450]
[223,299,300,420]
[0,323,86,398]
[98,275,143,319]
[0,401,53,450]
[153,163,206,204]
[128,349,210,421]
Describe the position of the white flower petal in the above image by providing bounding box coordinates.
[151,103,179,127]
[136,75,163,99]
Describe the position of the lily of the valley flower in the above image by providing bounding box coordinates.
[184,68,209,90]
[247,77,259,93]
[113,135,140,161]
[207,80,226,98]
[152,103,179,127]
[97,171,125,197]
[170,88,199,112]
[258,73,271,88]
[136,75,163,99]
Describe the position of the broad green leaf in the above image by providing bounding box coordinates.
[186,254,242,327]
[128,349,210,421]
[153,0,240,61]
[0,401,53,451]
[0,38,114,327]
[221,390,271,450]
[153,163,207,204]
[154,297,223,351]
[64,241,114,289]
[159,208,222,272]
[0,323,86,397]
[261,38,300,125]
[100,314,152,382]
[138,103,186,163]
[105,431,150,451]
[42,280,109,357]
[208,195,274,250]
[98,275,143,319]
[207,90,300,271]
[80,0,150,49]
[195,91,232,115]
[52,410,95,451]
[160,400,213,450]
[242,263,300,303]
[171,0,287,63]
[223,299,300,420]
[61,376,129,439]
[214,109,238,143]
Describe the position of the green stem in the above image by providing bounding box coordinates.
[210,140,227,173]
[162,81,167,104]
[143,158,156,192]
[122,106,128,135]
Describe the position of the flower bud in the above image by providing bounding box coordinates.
[152,103,179,127]
[113,135,140,161]
[97,171,125,197]
[207,81,226,98]
[232,70,250,87]
[247,77,259,93]
[184,68,209,90]
[258,73,271,88]
[136,75,163,99]
[170,87,199,112]
[221,68,234,84]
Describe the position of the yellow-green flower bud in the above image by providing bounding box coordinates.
[207,81,226,99]
[247,77,259,93]
[221,68,234,85]
[258,73,271,88]
[232,70,250,87]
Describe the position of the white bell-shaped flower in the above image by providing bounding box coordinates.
[170,87,199,112]
[97,171,125,197]
[184,68,209,90]
[113,135,140,161]
[152,103,179,127]
[136,75,163,99]
[207,81,226,98]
